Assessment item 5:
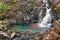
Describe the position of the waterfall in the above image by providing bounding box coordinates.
[38,0,52,27]
[39,8,51,27]
[43,0,47,3]
[38,9,43,23]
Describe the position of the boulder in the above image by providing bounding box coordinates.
[34,0,42,7]
[35,37,39,40]
[54,4,60,13]
[53,19,60,33]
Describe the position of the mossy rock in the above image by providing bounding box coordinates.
[0,2,9,13]
[0,24,4,29]
[0,0,17,13]
[33,0,42,6]
[3,19,9,24]
[54,4,60,13]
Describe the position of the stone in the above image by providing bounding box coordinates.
[54,19,60,33]
[42,34,53,40]
[10,32,16,38]
[55,4,60,13]
[9,19,17,24]
[50,31,59,40]
[29,22,38,29]
[35,37,39,40]
[0,24,4,29]
[0,31,9,38]
[34,0,42,7]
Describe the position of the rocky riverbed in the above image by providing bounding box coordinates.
[0,0,60,40]
[0,20,60,40]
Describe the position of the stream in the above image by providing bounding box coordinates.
[9,0,52,32]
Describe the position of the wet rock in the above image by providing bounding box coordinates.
[29,23,38,28]
[9,19,17,25]
[13,38,21,40]
[20,35,29,40]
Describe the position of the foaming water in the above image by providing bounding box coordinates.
[38,0,52,28]
[39,8,51,27]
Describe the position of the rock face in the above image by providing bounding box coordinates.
[4,0,42,24]
[0,0,42,29]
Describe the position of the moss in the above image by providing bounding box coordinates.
[54,4,60,13]
[0,2,9,13]
[0,0,17,13]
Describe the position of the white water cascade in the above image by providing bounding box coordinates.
[38,0,52,28]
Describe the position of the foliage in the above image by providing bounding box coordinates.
[0,2,9,13]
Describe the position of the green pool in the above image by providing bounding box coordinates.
[8,24,50,32]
